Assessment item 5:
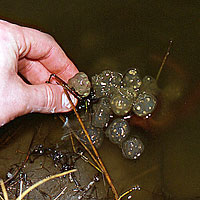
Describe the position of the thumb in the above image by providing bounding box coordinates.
[26,83,77,113]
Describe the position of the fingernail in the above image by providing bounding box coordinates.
[62,93,76,109]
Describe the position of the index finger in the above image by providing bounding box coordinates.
[1,20,78,81]
[21,26,79,81]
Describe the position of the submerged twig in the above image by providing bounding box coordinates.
[118,185,140,200]
[72,132,103,173]
[59,115,103,173]
[65,90,118,199]
[19,180,23,200]
[0,179,8,200]
[156,40,173,82]
[70,133,77,153]
[54,186,68,200]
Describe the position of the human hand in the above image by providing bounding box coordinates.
[0,20,79,126]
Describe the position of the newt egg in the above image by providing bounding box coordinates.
[105,118,130,145]
[92,97,112,128]
[123,68,142,90]
[133,92,157,117]
[140,76,159,96]
[77,125,104,149]
[122,136,144,159]
[110,86,137,116]
[68,72,91,97]
[91,70,123,98]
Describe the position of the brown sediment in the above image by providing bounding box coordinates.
[15,169,77,200]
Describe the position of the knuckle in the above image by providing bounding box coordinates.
[43,32,55,42]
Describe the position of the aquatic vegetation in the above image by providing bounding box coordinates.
[0,170,77,200]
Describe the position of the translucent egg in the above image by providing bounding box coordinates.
[109,71,123,86]
[123,69,142,90]
[122,136,144,159]
[68,72,91,97]
[92,98,112,128]
[105,118,130,145]
[77,125,104,149]
[140,76,159,96]
[110,94,133,116]
[91,70,123,98]
[110,87,135,116]
[133,92,157,117]
[91,75,108,98]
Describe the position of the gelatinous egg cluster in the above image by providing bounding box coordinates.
[64,69,159,159]
[91,69,158,118]
[90,68,158,159]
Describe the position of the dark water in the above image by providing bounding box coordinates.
[0,1,200,199]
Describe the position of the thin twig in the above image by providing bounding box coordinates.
[118,185,140,200]
[54,186,68,200]
[156,40,173,81]
[70,133,77,153]
[0,195,4,200]
[0,179,8,200]
[19,180,23,200]
[72,132,103,171]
